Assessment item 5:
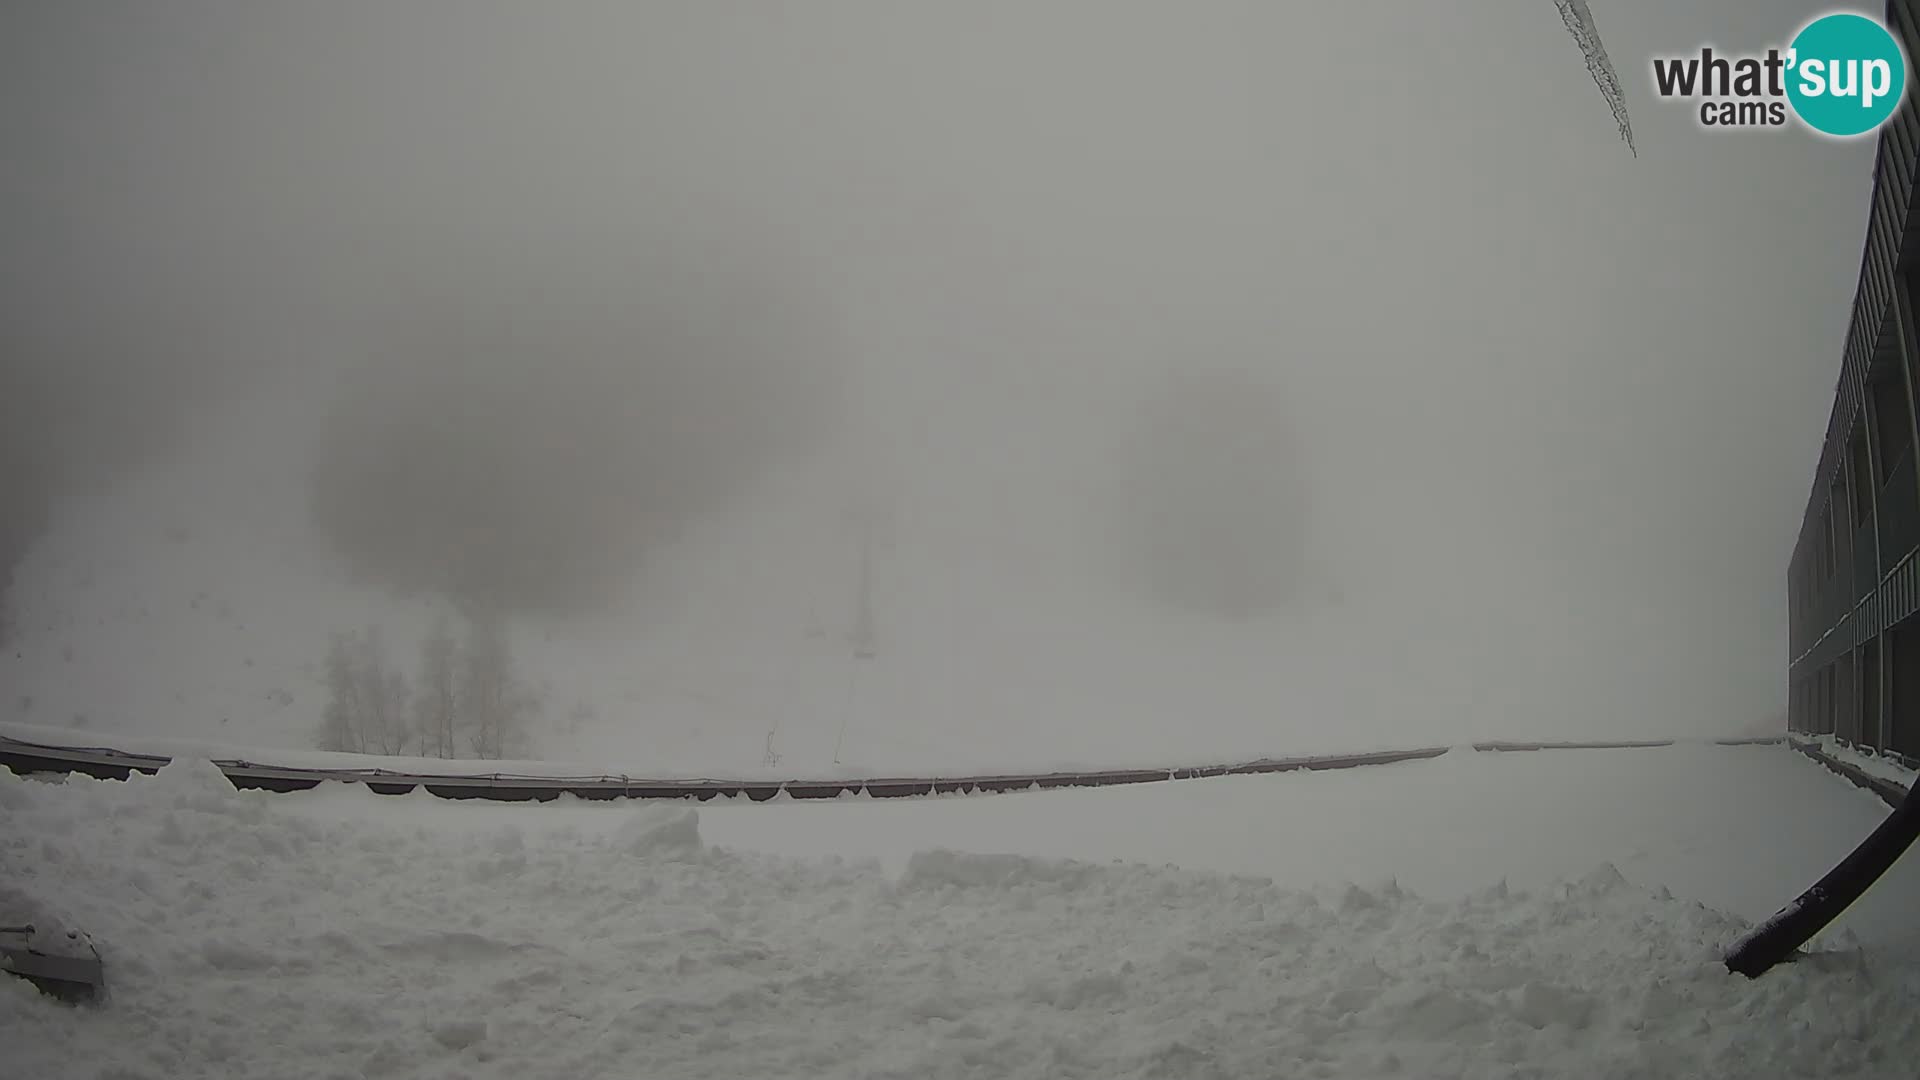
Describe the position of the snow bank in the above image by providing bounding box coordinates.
[1811,735,1917,792]
[5,755,1920,1077]
[610,805,703,856]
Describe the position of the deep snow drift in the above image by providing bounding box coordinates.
[1810,734,1920,791]
[6,743,1919,1078]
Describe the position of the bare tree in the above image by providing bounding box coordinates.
[458,613,537,760]
[317,632,365,754]
[304,269,842,621]
[317,626,412,756]
[414,614,459,758]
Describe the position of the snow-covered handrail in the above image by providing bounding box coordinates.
[0,734,1453,802]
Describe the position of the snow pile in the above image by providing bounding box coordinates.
[6,762,1920,1077]
[610,804,703,856]
[1811,735,1917,793]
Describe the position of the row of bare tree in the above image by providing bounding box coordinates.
[318,614,537,759]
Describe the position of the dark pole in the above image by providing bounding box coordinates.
[1725,782,1920,976]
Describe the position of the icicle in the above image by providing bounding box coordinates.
[1556,0,1637,156]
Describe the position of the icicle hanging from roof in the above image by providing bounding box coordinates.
[1556,0,1637,156]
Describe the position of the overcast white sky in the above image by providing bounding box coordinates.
[0,2,1880,753]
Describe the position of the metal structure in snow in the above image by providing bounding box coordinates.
[1726,783,1920,976]
[1,922,105,1003]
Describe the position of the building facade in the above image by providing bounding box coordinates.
[1787,0,1920,760]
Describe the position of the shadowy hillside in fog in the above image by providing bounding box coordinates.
[1113,369,1308,620]
[308,259,843,618]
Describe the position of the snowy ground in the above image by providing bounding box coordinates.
[692,744,1920,946]
[7,742,1920,1078]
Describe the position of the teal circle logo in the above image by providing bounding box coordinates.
[1787,13,1907,137]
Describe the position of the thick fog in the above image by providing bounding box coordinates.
[0,2,1874,767]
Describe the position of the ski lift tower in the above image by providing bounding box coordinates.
[851,509,877,660]
[848,493,896,660]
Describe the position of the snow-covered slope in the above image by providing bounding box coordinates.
[5,743,1918,1078]
[1,369,1771,777]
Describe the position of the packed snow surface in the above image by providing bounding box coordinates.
[6,744,1920,1078]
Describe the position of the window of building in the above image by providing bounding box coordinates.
[1872,366,1915,487]
[1819,502,1835,580]
[1861,641,1882,747]
[1852,429,1875,526]
[1836,650,1856,741]
[1822,664,1836,735]
[1830,482,1849,577]
[1893,619,1920,756]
